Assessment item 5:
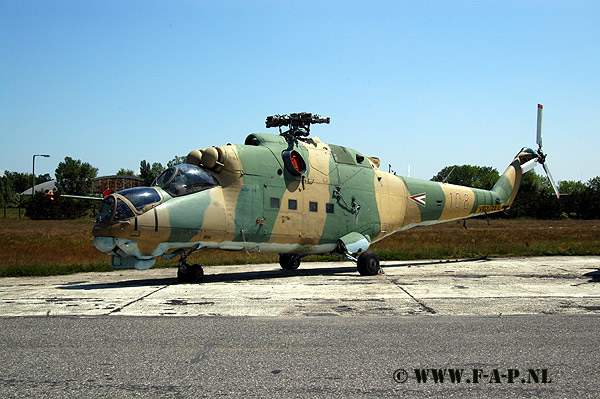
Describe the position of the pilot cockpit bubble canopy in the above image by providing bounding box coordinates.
[154,164,219,197]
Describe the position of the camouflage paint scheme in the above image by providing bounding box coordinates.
[92,132,537,270]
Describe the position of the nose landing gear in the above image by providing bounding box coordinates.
[279,253,302,270]
[178,262,204,283]
[177,247,204,283]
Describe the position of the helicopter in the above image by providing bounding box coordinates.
[92,105,559,283]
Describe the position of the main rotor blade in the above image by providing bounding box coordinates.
[542,162,560,198]
[536,104,543,148]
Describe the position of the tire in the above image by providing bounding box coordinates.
[357,251,380,276]
[279,254,301,270]
[177,264,191,283]
[189,264,204,283]
[178,263,204,283]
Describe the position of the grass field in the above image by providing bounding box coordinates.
[1,217,599,277]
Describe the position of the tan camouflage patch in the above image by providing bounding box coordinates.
[374,171,409,241]
[137,206,171,256]
[439,184,476,221]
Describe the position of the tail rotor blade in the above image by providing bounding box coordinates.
[542,162,560,198]
[533,103,559,198]
[536,104,543,148]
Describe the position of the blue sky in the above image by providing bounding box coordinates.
[1,1,598,184]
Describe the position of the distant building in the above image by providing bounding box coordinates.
[92,175,144,195]
[21,180,57,196]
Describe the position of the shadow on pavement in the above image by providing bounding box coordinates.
[57,257,491,290]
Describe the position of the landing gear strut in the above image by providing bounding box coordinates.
[177,249,204,283]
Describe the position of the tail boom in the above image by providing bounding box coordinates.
[372,148,537,242]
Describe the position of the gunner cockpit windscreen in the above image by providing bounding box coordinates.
[96,187,163,223]
[154,164,218,197]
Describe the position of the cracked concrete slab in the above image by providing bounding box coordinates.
[0,256,599,317]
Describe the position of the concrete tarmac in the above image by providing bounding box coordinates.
[1,256,599,317]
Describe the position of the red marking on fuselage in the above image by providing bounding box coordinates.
[409,192,427,207]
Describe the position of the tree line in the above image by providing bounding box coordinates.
[1,155,184,219]
[2,158,599,220]
[432,165,600,220]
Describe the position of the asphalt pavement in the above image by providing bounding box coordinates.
[1,256,599,397]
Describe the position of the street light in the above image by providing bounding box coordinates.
[32,154,50,196]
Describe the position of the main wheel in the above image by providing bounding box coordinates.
[357,251,381,276]
[279,254,301,270]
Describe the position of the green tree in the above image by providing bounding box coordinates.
[55,157,98,195]
[556,180,586,219]
[139,160,165,186]
[584,176,600,219]
[508,171,561,219]
[568,176,600,219]
[25,191,93,220]
[4,171,51,194]
[0,175,18,207]
[167,155,186,168]
[587,176,600,191]
[139,160,152,185]
[558,180,586,195]
[431,165,499,190]
[116,168,136,176]
[586,176,600,219]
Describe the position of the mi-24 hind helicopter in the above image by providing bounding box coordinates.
[92,105,559,283]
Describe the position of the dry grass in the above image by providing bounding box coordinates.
[0,219,105,267]
[1,217,599,276]
[371,218,600,259]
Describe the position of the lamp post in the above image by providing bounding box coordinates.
[32,154,50,196]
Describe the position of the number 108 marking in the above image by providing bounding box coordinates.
[449,192,469,210]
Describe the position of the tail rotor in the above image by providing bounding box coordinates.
[535,104,560,198]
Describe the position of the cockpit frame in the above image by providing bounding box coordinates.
[153,163,219,197]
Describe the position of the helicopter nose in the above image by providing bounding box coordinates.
[93,236,116,253]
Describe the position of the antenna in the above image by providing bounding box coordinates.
[442,166,455,183]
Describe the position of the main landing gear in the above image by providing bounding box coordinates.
[177,250,204,283]
[279,251,382,276]
[356,251,382,276]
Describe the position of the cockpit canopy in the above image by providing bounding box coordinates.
[96,187,162,223]
[95,164,219,224]
[153,164,219,197]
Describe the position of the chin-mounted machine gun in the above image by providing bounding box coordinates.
[266,112,330,140]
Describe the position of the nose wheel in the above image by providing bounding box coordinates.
[279,253,302,270]
[178,262,204,283]
[177,248,204,283]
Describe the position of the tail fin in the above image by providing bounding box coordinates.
[491,148,537,208]
[491,104,561,206]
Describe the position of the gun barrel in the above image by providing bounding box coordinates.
[311,115,330,124]
[266,113,330,128]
